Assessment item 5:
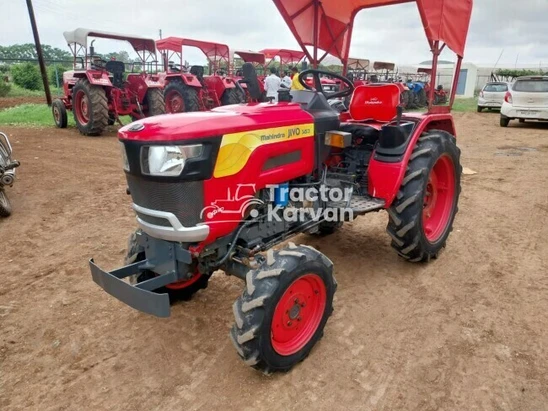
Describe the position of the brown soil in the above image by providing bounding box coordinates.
[0,97,47,110]
[1,113,548,410]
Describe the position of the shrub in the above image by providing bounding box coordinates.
[0,80,10,97]
[11,63,42,90]
[48,64,67,87]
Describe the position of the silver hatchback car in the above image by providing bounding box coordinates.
[477,82,509,112]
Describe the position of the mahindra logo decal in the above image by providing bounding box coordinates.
[364,97,383,105]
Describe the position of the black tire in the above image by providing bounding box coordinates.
[72,79,108,136]
[230,243,337,373]
[0,190,12,217]
[386,130,461,262]
[314,221,343,236]
[221,88,245,105]
[144,88,165,116]
[164,80,201,113]
[417,88,427,107]
[52,99,67,128]
[125,231,209,302]
[500,115,510,127]
[477,106,483,113]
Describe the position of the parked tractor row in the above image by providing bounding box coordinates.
[51,29,312,136]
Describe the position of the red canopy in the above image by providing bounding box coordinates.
[259,49,306,66]
[272,0,473,65]
[234,50,266,65]
[156,37,230,63]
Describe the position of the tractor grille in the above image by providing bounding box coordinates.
[126,174,204,228]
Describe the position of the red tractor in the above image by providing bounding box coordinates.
[53,29,165,136]
[260,48,306,74]
[90,0,473,373]
[157,37,244,113]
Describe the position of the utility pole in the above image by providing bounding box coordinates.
[25,0,51,106]
[159,29,162,39]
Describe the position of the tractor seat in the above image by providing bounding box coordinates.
[190,65,205,82]
[347,84,401,125]
[240,63,262,101]
[105,61,125,89]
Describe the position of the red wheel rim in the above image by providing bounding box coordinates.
[165,272,202,290]
[422,155,456,242]
[271,274,327,356]
[165,90,184,113]
[75,90,89,125]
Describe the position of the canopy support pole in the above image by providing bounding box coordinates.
[313,0,319,68]
[449,56,463,109]
[428,41,443,112]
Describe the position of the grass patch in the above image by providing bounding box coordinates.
[7,84,63,98]
[0,104,57,126]
[0,103,131,127]
[452,98,478,112]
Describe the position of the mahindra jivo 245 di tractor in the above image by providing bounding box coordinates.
[90,0,473,373]
[53,29,165,136]
[157,37,245,113]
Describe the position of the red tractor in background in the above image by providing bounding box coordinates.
[418,68,449,105]
[157,37,245,113]
[52,29,165,136]
[90,0,473,373]
[346,58,371,86]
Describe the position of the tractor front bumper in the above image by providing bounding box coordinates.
[90,259,174,317]
[90,233,194,318]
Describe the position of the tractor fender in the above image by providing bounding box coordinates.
[125,74,149,103]
[203,76,235,102]
[83,70,113,87]
[166,73,202,89]
[367,113,456,207]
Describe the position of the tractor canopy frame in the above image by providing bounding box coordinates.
[259,48,307,70]
[63,28,158,72]
[156,37,231,74]
[272,0,473,112]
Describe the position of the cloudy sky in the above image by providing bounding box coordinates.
[3,0,548,68]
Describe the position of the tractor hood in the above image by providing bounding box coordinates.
[119,104,314,142]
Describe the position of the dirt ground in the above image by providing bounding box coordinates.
[0,97,46,110]
[0,113,547,411]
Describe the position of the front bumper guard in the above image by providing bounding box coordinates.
[90,259,178,318]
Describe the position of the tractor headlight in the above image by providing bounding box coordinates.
[141,144,203,176]
[120,141,130,172]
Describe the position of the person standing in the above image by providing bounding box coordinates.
[290,66,305,91]
[264,67,282,102]
[281,71,292,89]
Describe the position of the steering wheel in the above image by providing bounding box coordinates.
[298,69,354,99]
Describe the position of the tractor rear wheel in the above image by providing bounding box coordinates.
[221,88,245,106]
[52,99,67,128]
[125,231,209,302]
[144,88,165,116]
[0,190,12,218]
[230,243,336,373]
[164,80,201,114]
[72,79,108,136]
[417,89,427,107]
[386,130,461,262]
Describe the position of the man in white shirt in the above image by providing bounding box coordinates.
[281,71,292,89]
[264,67,282,102]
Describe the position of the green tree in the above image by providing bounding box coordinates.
[11,63,42,90]
[0,79,10,97]
[48,64,66,87]
[0,44,71,63]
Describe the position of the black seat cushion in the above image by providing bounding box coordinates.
[241,63,262,101]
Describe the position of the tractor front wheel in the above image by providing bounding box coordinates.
[125,231,209,302]
[72,79,108,136]
[144,88,166,116]
[164,80,201,114]
[386,130,461,262]
[230,243,336,373]
[52,99,67,128]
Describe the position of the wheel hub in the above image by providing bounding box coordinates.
[271,274,326,356]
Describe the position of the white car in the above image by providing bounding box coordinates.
[500,76,548,127]
[477,82,508,112]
